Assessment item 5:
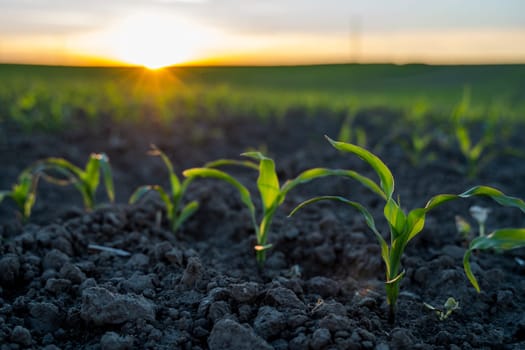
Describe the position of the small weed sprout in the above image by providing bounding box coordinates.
[36,153,114,211]
[290,136,525,322]
[184,152,373,265]
[424,297,460,321]
[0,169,39,221]
[455,215,472,241]
[129,146,198,232]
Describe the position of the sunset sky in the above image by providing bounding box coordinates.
[0,0,524,67]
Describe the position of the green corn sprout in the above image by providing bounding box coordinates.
[452,88,497,179]
[129,146,198,232]
[0,169,39,221]
[338,113,367,148]
[36,153,114,211]
[463,228,525,292]
[454,215,472,241]
[399,132,435,167]
[290,136,525,322]
[423,297,459,321]
[184,152,379,265]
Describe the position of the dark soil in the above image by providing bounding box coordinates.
[1,112,525,350]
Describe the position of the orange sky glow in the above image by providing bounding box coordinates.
[0,1,524,67]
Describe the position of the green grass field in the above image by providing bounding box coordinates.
[1,63,524,131]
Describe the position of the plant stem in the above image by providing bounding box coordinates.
[388,304,396,324]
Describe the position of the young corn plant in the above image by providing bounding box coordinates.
[290,136,525,323]
[36,153,114,211]
[338,113,367,148]
[398,131,436,167]
[0,169,39,222]
[184,152,380,265]
[451,88,498,179]
[423,297,460,321]
[129,146,198,233]
[463,228,525,292]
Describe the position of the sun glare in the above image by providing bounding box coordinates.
[105,13,209,69]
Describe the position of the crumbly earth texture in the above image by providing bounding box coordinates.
[1,112,525,350]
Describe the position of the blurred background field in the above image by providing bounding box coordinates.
[1,63,524,132]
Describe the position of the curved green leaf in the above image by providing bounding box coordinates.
[183,167,256,220]
[458,186,525,212]
[97,153,115,203]
[405,207,426,241]
[470,228,525,250]
[84,154,101,191]
[257,158,280,213]
[462,249,479,292]
[204,158,259,170]
[39,157,83,179]
[384,198,406,239]
[150,146,181,195]
[326,136,394,198]
[172,201,199,232]
[150,186,174,221]
[463,228,525,292]
[129,185,154,204]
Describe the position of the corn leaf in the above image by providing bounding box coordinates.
[456,125,471,156]
[84,155,100,192]
[458,186,525,212]
[257,158,280,212]
[183,168,256,218]
[152,147,181,196]
[405,207,426,241]
[40,158,83,179]
[384,198,406,239]
[97,153,115,202]
[23,192,36,219]
[172,201,199,232]
[463,228,525,292]
[326,136,394,198]
[129,185,154,204]
[204,158,259,170]
[149,185,174,221]
[241,152,281,212]
[406,188,525,242]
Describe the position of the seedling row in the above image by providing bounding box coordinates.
[2,136,524,323]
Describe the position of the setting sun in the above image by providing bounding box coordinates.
[103,13,212,69]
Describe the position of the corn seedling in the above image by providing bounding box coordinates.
[290,136,525,322]
[184,152,380,265]
[129,146,198,232]
[0,169,39,221]
[399,132,436,167]
[451,89,498,179]
[455,215,472,241]
[338,112,367,148]
[463,228,525,292]
[35,153,114,211]
[423,297,459,321]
